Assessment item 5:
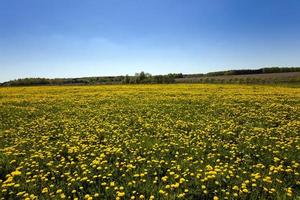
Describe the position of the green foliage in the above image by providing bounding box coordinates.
[1,67,299,86]
[122,72,181,84]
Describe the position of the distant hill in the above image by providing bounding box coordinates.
[1,67,300,86]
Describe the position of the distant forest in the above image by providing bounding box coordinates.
[1,67,300,86]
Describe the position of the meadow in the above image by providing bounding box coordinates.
[0,84,299,200]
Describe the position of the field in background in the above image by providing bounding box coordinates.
[0,84,299,199]
[176,72,300,84]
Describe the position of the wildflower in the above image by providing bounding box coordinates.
[159,190,165,195]
[233,186,239,190]
[117,191,125,197]
[178,193,185,198]
[213,196,219,200]
[161,176,168,182]
[11,170,22,176]
[42,188,49,193]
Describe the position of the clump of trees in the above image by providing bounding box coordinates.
[122,72,183,84]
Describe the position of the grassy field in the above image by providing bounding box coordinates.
[0,84,299,200]
[176,72,300,84]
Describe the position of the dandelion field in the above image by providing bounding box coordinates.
[0,84,299,200]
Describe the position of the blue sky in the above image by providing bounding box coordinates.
[1,0,300,82]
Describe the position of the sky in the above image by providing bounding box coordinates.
[1,0,300,82]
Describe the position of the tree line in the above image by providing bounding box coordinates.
[1,72,183,86]
[1,67,299,86]
[204,67,300,77]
